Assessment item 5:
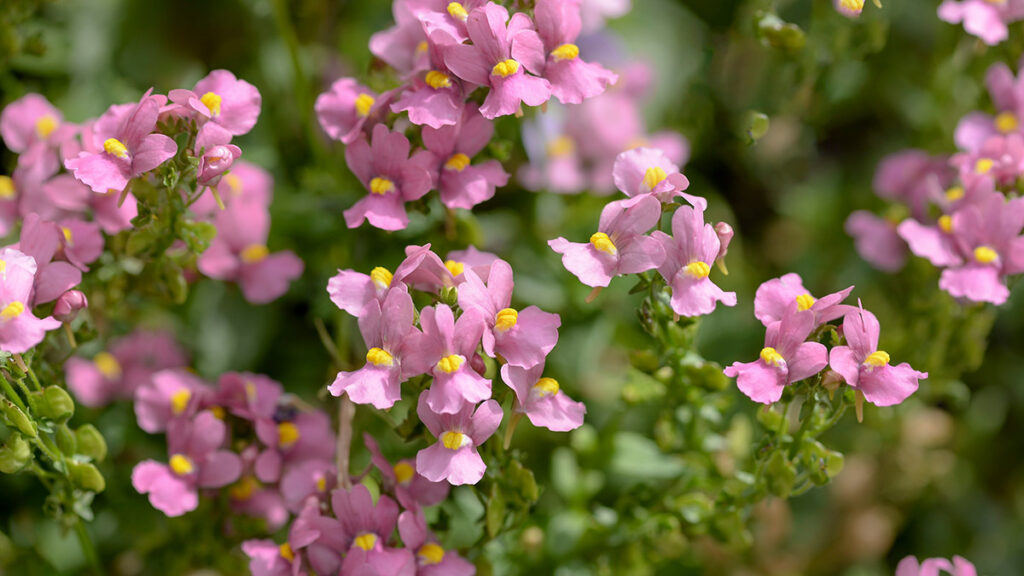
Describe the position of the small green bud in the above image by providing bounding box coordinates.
[68,461,105,493]
[75,425,107,462]
[765,450,797,497]
[0,434,32,473]
[37,386,75,422]
[55,424,77,456]
[439,285,459,308]
[3,399,36,438]
[755,405,785,431]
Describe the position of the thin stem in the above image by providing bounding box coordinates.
[74,519,102,573]
[270,0,326,162]
[314,318,345,369]
[0,374,27,412]
[21,357,42,391]
[336,395,355,490]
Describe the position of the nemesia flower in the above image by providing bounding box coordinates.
[191,160,272,218]
[579,0,631,32]
[315,78,380,144]
[404,304,491,414]
[414,103,509,210]
[651,205,737,317]
[938,0,1024,45]
[131,410,243,517]
[416,0,485,44]
[444,2,552,119]
[548,195,664,288]
[65,89,177,194]
[0,93,74,182]
[0,247,61,354]
[829,306,926,407]
[41,174,138,234]
[229,474,289,531]
[370,0,431,75]
[458,259,561,368]
[290,499,347,575]
[834,0,865,18]
[65,330,188,407]
[518,102,587,194]
[872,149,952,221]
[329,286,421,409]
[53,289,87,322]
[500,363,585,432]
[169,69,261,136]
[242,539,301,576]
[846,211,909,272]
[612,147,704,208]
[952,133,1024,189]
[897,216,962,269]
[397,245,467,293]
[215,372,282,422]
[447,245,499,277]
[390,30,468,129]
[398,508,476,576]
[134,368,212,434]
[415,393,503,485]
[955,62,1024,151]
[194,123,242,188]
[343,124,433,230]
[58,218,103,271]
[364,434,449,511]
[723,307,827,404]
[896,555,977,576]
[254,411,336,484]
[16,214,81,305]
[326,245,431,318]
[332,484,415,575]
[511,0,618,104]
[280,459,337,512]
[753,273,853,328]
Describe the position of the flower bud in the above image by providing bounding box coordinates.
[36,386,75,423]
[68,461,106,493]
[198,145,241,186]
[56,424,77,456]
[714,222,733,275]
[2,399,36,438]
[53,290,88,322]
[0,434,32,473]
[439,285,459,308]
[75,424,107,462]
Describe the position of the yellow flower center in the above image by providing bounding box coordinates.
[278,422,300,448]
[551,43,580,61]
[416,41,429,53]
[171,389,191,415]
[643,167,667,190]
[222,173,243,195]
[230,476,260,501]
[975,158,995,174]
[200,92,223,116]
[590,232,618,255]
[796,293,815,312]
[354,533,378,551]
[35,115,58,139]
[996,111,1019,133]
[370,176,395,195]
[169,454,195,476]
[938,215,953,233]
[436,354,464,374]
[210,405,226,419]
[354,93,375,118]
[394,462,415,484]
[366,347,395,367]
[495,308,518,332]
[684,261,711,278]
[61,226,73,246]
[445,259,465,276]
[94,351,122,380]
[425,70,452,89]
[974,245,998,263]
[546,135,575,157]
[864,350,890,367]
[839,0,865,10]
[370,266,393,290]
[418,543,445,565]
[445,152,471,172]
[1,301,24,320]
[447,2,469,21]
[103,138,129,159]
[441,430,470,450]
[760,347,785,367]
[240,244,269,264]
[0,176,14,199]
[491,59,520,78]
[316,475,327,492]
[279,543,295,562]
[945,187,964,202]
[533,377,560,397]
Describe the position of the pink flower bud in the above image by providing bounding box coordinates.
[54,290,88,322]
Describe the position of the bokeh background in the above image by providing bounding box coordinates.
[1,0,1023,574]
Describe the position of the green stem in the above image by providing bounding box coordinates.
[270,0,326,162]
[0,374,27,412]
[74,519,102,573]
[23,360,42,391]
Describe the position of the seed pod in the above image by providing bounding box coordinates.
[0,434,32,473]
[55,424,77,456]
[68,461,105,493]
[36,386,75,423]
[2,399,36,438]
[75,425,107,462]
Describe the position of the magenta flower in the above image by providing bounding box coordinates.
[951,133,1024,190]
[332,484,415,575]
[0,247,60,354]
[404,304,491,414]
[754,273,853,328]
[939,0,1024,45]
[280,459,336,513]
[65,90,177,194]
[444,2,552,119]
[197,197,304,304]
[229,476,289,531]
[414,103,509,210]
[723,308,828,404]
[651,205,737,317]
[955,62,1024,151]
[131,410,243,517]
[397,245,467,293]
[329,286,421,410]
[398,508,476,576]
[41,174,138,234]
[519,103,587,194]
[548,195,665,288]
[65,330,188,408]
[829,306,926,407]
[415,393,503,485]
[58,218,104,272]
[391,32,469,129]
[370,0,431,75]
[500,363,585,432]
[315,78,381,144]
[134,368,212,434]
[215,372,282,422]
[612,147,704,208]
[458,259,561,368]
[326,245,432,318]
[365,434,449,511]
[897,217,962,269]
[343,124,433,230]
[846,211,909,272]
[170,69,261,136]
[872,149,952,221]
[254,411,336,484]
[290,499,347,575]
[242,539,301,576]
[0,93,74,183]
[896,556,977,576]
[191,160,272,219]
[16,213,82,305]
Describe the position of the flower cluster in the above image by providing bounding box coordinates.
[938,0,1024,45]
[328,243,584,486]
[315,0,623,230]
[896,555,976,576]
[848,60,1024,305]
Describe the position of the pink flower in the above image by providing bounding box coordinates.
[53,289,87,322]
[444,2,552,119]
[192,160,272,218]
[370,0,432,75]
[404,304,491,415]
[58,218,103,271]
[65,90,177,194]
[872,149,952,221]
[896,555,977,576]
[169,69,261,136]
[215,372,282,422]
[511,0,617,104]
[951,133,1024,190]
[723,308,828,404]
[846,211,909,272]
[315,78,381,144]
[955,62,1024,151]
[518,103,587,194]
[280,459,336,512]
[16,213,82,305]
[897,217,962,269]
[194,123,242,188]
[754,273,853,328]
[40,175,138,234]
[242,539,302,576]
[938,0,1024,45]
[254,410,336,484]
[343,124,433,230]
[229,475,289,531]
[65,329,188,407]
[329,286,422,410]
[326,245,432,318]
[458,259,561,368]
[548,195,664,288]
[332,484,415,575]
[0,247,60,353]
[398,508,476,576]
[365,434,449,511]
[134,369,212,434]
[391,31,470,129]
[829,306,925,407]
[131,410,243,517]
[197,197,304,304]
[0,93,74,183]
[500,363,585,432]
[612,147,704,208]
[415,393,503,485]
[651,205,737,317]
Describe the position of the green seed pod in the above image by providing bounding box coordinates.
[55,424,77,456]
[68,461,106,493]
[37,386,75,422]
[439,286,459,308]
[2,399,36,438]
[75,425,107,462]
[0,434,32,473]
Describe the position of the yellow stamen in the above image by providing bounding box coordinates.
[200,92,223,116]
[444,153,471,172]
[169,454,194,476]
[938,215,953,233]
[316,476,327,492]
[369,176,395,195]
[684,261,711,278]
[279,543,295,562]
[245,381,257,400]
[354,533,378,551]
[642,167,667,190]
[533,377,560,397]
[839,0,865,10]
[0,176,14,199]
[416,41,429,53]
[864,350,890,367]
[35,115,58,139]
[495,308,518,332]
[551,43,580,61]
[760,347,785,367]
[240,244,269,264]
[0,260,6,275]
[444,259,465,276]
[230,476,259,501]
[61,226,73,246]
[278,422,300,448]
[447,2,469,21]
[394,462,415,484]
[171,389,191,415]
[436,354,464,374]
[94,351,122,380]
[795,293,815,312]
[223,173,243,195]
[418,543,445,565]
[974,245,998,263]
[590,232,618,255]
[546,135,575,157]
[210,405,226,419]
[103,138,129,159]
[355,93,375,117]
[975,158,995,174]
[370,267,393,290]
[441,430,469,450]
[945,187,964,202]
[1,301,24,320]
[996,111,1019,134]
[491,59,520,78]
[425,70,452,89]
[366,347,395,367]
